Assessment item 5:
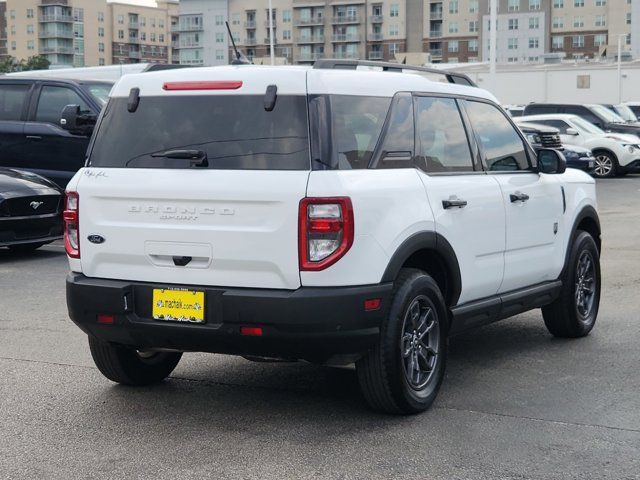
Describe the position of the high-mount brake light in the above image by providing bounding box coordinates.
[162,81,243,91]
[299,197,354,271]
[64,192,80,258]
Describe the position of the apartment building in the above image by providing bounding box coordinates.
[175,0,228,66]
[3,0,177,68]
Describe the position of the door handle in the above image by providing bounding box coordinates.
[510,192,530,203]
[26,135,42,141]
[442,198,468,209]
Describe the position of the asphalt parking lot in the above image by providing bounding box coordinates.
[1,176,639,480]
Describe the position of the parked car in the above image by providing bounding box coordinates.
[519,114,640,178]
[0,168,63,252]
[516,121,594,172]
[0,77,111,188]
[505,105,525,117]
[624,102,640,118]
[65,61,601,414]
[601,103,638,123]
[522,103,640,137]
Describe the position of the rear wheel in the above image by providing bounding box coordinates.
[542,231,601,338]
[356,268,447,414]
[592,151,618,178]
[89,336,182,385]
[8,242,45,254]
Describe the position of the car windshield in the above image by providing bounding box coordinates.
[613,104,638,122]
[83,82,113,107]
[89,94,310,170]
[591,104,625,123]
[571,116,605,135]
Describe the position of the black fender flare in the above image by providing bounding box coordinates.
[381,231,462,307]
[561,205,601,276]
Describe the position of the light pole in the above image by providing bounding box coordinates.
[617,33,624,103]
[489,0,497,92]
[268,0,275,65]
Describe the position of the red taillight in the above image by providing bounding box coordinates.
[64,191,80,258]
[299,197,354,271]
[240,326,263,336]
[364,299,381,311]
[162,81,243,91]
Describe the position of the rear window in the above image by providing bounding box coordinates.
[89,94,310,170]
[83,82,113,107]
[0,84,29,121]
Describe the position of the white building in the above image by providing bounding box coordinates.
[177,0,229,66]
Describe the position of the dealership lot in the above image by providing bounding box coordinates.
[1,177,639,479]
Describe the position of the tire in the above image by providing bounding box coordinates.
[356,268,448,414]
[592,151,618,178]
[88,336,182,385]
[8,242,45,253]
[542,231,601,338]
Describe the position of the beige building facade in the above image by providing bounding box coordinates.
[3,0,178,68]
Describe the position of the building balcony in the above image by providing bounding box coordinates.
[297,52,324,62]
[368,50,384,60]
[297,35,325,44]
[430,11,443,20]
[430,48,443,57]
[180,43,202,49]
[370,15,383,23]
[369,32,383,41]
[264,20,277,27]
[39,30,73,39]
[244,20,256,28]
[178,25,204,32]
[171,24,180,32]
[245,37,258,46]
[295,17,324,26]
[332,34,361,42]
[333,51,359,59]
[129,50,141,58]
[332,15,360,24]
[171,41,179,49]
[430,30,443,38]
[40,46,74,54]
[39,14,74,23]
[129,21,139,29]
[128,37,140,44]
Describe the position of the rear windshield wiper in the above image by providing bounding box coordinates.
[149,149,208,167]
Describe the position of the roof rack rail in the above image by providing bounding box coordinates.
[312,59,477,87]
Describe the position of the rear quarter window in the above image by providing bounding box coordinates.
[0,84,29,121]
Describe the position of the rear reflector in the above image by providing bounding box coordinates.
[162,81,243,91]
[364,299,381,311]
[240,326,263,336]
[97,314,115,324]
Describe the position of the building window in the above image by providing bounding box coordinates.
[118,15,124,24]
[216,32,224,43]
[593,34,606,46]
[529,0,541,10]
[448,21,458,33]
[99,58,105,65]
[150,32,156,42]
[389,24,399,36]
[98,11,104,22]
[159,19,164,28]
[283,29,291,40]
[140,17,146,26]
[449,0,459,14]
[98,27,104,37]
[595,15,606,27]
[573,16,584,27]
[99,42,104,52]
[529,17,539,29]
[27,24,34,34]
[151,18,156,28]
[10,25,15,35]
[27,40,35,50]
[141,32,146,41]
[448,40,459,53]
[626,34,631,45]
[10,10,15,20]
[574,0,584,6]
[26,9,34,18]
[508,0,520,12]
[508,56,518,62]
[552,35,564,48]
[508,19,518,30]
[469,0,478,13]
[553,16,564,28]
[390,43,400,54]
[595,0,606,5]
[572,35,585,48]
[390,4,399,17]
[529,37,539,48]
[553,0,564,7]
[468,39,478,52]
[232,13,240,25]
[469,20,479,32]
[216,49,224,60]
[283,10,291,22]
[626,13,631,24]
[118,30,124,39]
[508,38,518,49]
[215,15,223,26]
[159,34,164,42]
[11,41,16,51]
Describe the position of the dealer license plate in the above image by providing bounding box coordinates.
[152,288,205,323]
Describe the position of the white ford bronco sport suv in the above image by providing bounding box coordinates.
[64,61,601,414]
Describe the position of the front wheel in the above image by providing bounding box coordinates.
[89,336,182,385]
[542,231,601,338]
[592,151,618,178]
[356,269,448,414]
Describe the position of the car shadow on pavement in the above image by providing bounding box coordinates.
[0,247,64,262]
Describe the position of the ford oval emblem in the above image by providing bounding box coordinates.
[87,234,105,244]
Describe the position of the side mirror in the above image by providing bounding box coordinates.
[537,148,567,174]
[565,128,579,136]
[60,104,96,136]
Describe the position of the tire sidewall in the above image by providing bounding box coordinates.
[383,272,448,412]
[593,151,617,178]
[565,231,601,334]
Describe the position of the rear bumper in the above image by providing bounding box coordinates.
[66,273,393,364]
[0,213,62,247]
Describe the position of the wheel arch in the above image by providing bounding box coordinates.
[562,205,601,276]
[592,147,618,162]
[381,232,462,307]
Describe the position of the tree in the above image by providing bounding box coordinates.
[0,55,50,73]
